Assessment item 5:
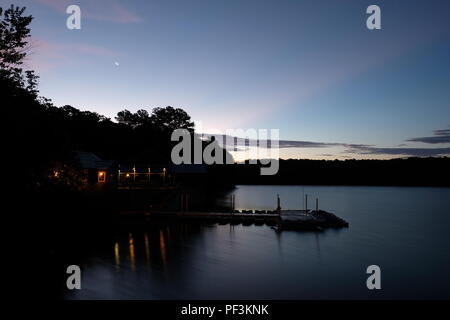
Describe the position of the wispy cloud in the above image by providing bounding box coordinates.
[277,140,369,149]
[201,133,371,149]
[36,0,141,23]
[346,146,450,157]
[344,126,450,157]
[201,130,450,158]
[407,126,450,144]
[24,38,118,72]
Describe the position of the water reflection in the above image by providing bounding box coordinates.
[159,230,167,264]
[71,186,450,299]
[314,233,321,258]
[128,233,136,272]
[111,226,176,274]
[114,242,120,269]
[144,233,151,265]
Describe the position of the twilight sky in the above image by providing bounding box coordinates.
[8,0,450,160]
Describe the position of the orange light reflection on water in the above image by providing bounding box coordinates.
[129,233,136,272]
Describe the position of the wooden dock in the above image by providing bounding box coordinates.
[119,209,349,231]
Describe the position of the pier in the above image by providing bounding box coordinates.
[179,209,348,230]
[119,193,349,231]
[119,209,349,231]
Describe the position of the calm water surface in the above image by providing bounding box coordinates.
[67,185,450,299]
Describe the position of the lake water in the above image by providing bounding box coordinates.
[66,185,450,299]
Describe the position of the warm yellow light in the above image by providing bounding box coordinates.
[98,171,106,182]
[126,173,130,177]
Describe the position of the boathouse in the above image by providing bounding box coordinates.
[76,151,116,185]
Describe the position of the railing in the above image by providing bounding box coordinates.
[117,170,168,189]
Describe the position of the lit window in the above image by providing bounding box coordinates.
[98,171,106,183]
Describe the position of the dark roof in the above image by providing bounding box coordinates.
[76,151,115,169]
[169,164,207,174]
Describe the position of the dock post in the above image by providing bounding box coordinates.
[302,187,305,213]
[316,198,318,211]
[305,194,308,214]
[163,168,166,184]
[277,194,281,213]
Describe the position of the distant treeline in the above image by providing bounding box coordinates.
[223,157,450,187]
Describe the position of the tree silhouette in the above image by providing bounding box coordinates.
[0,5,37,95]
[151,106,194,132]
[116,107,194,132]
[116,109,150,128]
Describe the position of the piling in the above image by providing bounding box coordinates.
[277,194,281,213]
[305,194,308,213]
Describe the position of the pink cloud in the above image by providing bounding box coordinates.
[23,38,118,72]
[72,43,116,56]
[35,0,141,23]
[102,2,142,23]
